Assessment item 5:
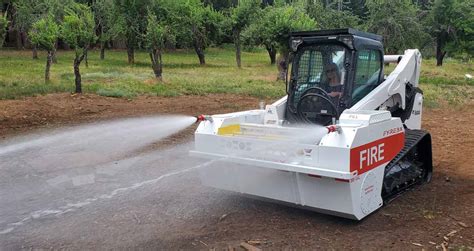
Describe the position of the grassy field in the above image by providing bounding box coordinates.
[0,46,472,107]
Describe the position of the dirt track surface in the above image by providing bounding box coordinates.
[0,94,473,250]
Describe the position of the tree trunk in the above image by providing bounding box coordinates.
[20,31,26,49]
[436,52,446,66]
[84,49,89,68]
[15,30,22,49]
[10,5,22,49]
[73,54,85,93]
[100,42,105,60]
[277,50,289,81]
[193,45,206,65]
[127,46,134,64]
[191,25,206,65]
[265,44,276,65]
[435,35,447,66]
[32,45,38,59]
[45,50,52,82]
[52,45,58,64]
[436,43,446,66]
[234,30,241,68]
[149,49,163,80]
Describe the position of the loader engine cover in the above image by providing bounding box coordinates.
[191,110,405,220]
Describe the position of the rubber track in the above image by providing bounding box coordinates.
[382,129,432,202]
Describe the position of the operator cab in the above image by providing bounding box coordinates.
[286,28,384,125]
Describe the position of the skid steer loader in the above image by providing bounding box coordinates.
[190,28,432,220]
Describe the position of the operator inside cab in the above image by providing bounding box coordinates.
[324,62,343,99]
[286,44,347,125]
[285,29,385,126]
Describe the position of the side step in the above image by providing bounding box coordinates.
[382,129,433,202]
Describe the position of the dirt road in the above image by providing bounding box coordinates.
[0,94,473,250]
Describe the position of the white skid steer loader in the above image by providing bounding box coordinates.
[190,29,432,220]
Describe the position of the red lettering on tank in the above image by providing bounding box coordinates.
[350,132,404,175]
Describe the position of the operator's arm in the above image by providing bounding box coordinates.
[328,85,343,97]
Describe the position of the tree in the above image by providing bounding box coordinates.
[14,0,46,58]
[189,4,223,65]
[28,15,59,82]
[304,0,360,29]
[428,0,474,66]
[243,4,316,80]
[241,16,278,65]
[156,0,223,65]
[144,12,175,80]
[226,0,260,68]
[60,3,96,93]
[0,12,8,48]
[112,0,149,64]
[14,0,72,60]
[203,0,236,11]
[345,0,368,19]
[365,0,428,54]
[450,0,474,60]
[93,0,114,60]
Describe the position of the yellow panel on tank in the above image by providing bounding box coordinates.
[217,124,241,136]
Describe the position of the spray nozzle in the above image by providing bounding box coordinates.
[196,114,213,123]
[326,124,341,134]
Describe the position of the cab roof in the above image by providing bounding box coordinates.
[289,28,383,52]
[290,28,382,42]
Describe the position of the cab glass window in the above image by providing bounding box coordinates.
[291,45,347,107]
[352,49,382,105]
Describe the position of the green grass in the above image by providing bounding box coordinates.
[384,57,474,107]
[0,47,472,107]
[0,47,284,100]
[419,58,474,107]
